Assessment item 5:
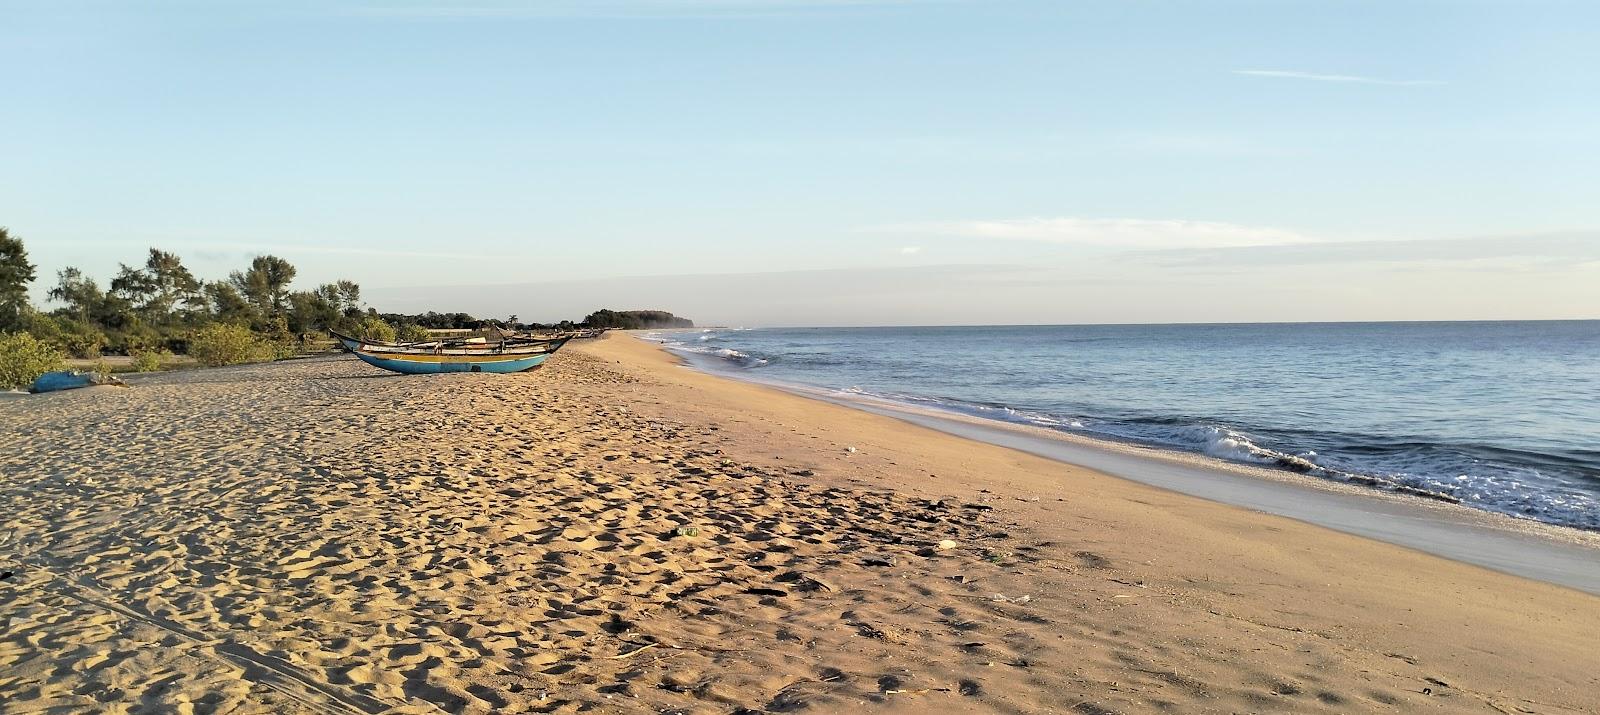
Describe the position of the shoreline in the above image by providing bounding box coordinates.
[645,322,1600,535]
[656,337,1600,595]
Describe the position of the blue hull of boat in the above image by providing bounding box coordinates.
[349,350,553,375]
[29,370,124,393]
[30,371,97,393]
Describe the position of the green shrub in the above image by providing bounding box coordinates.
[356,315,397,343]
[130,349,171,372]
[395,323,432,343]
[22,314,107,358]
[61,323,108,359]
[257,315,295,346]
[0,332,66,389]
[262,338,300,361]
[105,323,159,356]
[187,323,273,366]
[21,312,65,345]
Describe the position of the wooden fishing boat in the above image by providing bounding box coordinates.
[331,330,571,375]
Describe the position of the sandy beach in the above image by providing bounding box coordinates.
[3,334,1598,714]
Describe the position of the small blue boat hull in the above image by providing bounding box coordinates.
[349,350,553,375]
[29,370,124,393]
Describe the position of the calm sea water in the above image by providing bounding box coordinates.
[649,322,1600,531]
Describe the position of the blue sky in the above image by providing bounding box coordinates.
[3,0,1597,325]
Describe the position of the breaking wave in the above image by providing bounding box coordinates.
[647,332,769,367]
[646,323,1600,531]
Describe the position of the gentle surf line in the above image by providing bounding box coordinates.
[648,322,1600,532]
[660,340,1600,595]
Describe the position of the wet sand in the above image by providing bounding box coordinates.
[2,335,1597,714]
[736,377,1600,595]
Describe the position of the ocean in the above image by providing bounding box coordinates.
[648,321,1600,531]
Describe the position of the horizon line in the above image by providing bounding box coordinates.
[663,317,1600,331]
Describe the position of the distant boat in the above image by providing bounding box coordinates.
[330,330,572,375]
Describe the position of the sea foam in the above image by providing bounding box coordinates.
[650,323,1600,530]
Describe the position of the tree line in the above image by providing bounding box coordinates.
[1,227,378,359]
[1,226,696,386]
[582,309,693,329]
[373,310,694,332]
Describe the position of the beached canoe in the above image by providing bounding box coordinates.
[29,370,127,393]
[333,332,572,375]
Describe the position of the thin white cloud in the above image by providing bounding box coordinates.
[1126,231,1600,269]
[864,217,1315,249]
[900,246,923,255]
[1234,69,1442,86]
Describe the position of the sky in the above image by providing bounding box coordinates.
[3,0,1598,326]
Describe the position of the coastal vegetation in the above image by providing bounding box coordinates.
[0,227,694,388]
[354,314,398,343]
[582,309,694,329]
[0,228,34,332]
[374,311,482,330]
[370,309,694,333]
[373,311,575,333]
[0,332,65,390]
[0,227,375,385]
[6,236,371,357]
[129,349,171,372]
[186,323,289,367]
